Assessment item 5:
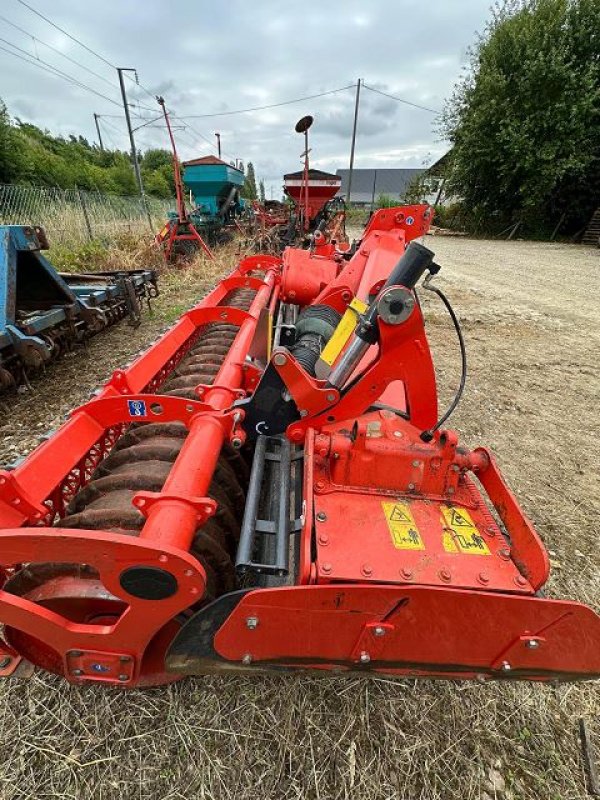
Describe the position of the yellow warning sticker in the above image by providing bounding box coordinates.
[382,501,425,550]
[158,224,170,240]
[441,506,491,555]
[320,297,368,367]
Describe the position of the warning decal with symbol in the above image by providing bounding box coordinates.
[441,506,491,555]
[381,501,425,550]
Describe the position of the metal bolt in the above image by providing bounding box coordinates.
[360,651,371,664]
[526,639,540,649]
[318,533,329,546]
[118,674,129,682]
[231,436,243,449]
[412,460,420,468]
[373,626,386,637]
[478,571,490,585]
[299,409,308,417]
[401,567,413,580]
[69,650,82,658]
[273,353,287,366]
[321,562,332,574]
[246,616,259,630]
[447,487,455,495]
[393,431,402,438]
[326,392,336,402]
[361,563,373,577]
[72,669,83,676]
[501,661,512,672]
[514,574,528,587]
[499,547,511,560]
[0,657,11,669]
[407,482,415,491]
[439,568,452,582]
[119,655,132,662]
[242,653,253,665]
[316,511,327,522]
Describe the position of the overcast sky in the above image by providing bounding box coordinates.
[0,0,491,196]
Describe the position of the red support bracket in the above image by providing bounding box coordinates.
[0,470,48,525]
[74,394,213,429]
[133,492,217,526]
[271,350,340,417]
[350,621,395,663]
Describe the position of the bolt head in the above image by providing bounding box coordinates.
[526,639,540,649]
[246,616,259,630]
[72,669,83,676]
[316,511,327,522]
[231,436,243,450]
[360,651,371,664]
[321,562,332,574]
[393,430,402,438]
[119,655,132,662]
[242,653,253,665]
[326,392,336,403]
[0,657,11,669]
[439,568,452,582]
[407,482,415,491]
[373,626,386,637]
[361,563,373,577]
[118,674,129,682]
[273,353,287,367]
[501,661,511,672]
[69,650,83,658]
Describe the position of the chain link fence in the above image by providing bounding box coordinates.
[0,183,173,246]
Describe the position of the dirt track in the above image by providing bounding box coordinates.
[0,237,599,800]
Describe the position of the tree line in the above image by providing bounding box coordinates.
[0,99,264,202]
[441,0,600,237]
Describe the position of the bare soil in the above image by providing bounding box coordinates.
[0,237,599,800]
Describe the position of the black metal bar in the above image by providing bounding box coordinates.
[235,434,267,572]
[275,437,291,574]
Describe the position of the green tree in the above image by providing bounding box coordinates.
[259,179,266,203]
[242,161,258,200]
[442,0,600,234]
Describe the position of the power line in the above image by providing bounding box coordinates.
[0,13,117,89]
[14,0,115,68]
[0,37,123,108]
[176,84,355,119]
[362,83,440,115]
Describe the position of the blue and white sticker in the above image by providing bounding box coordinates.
[128,399,147,417]
[406,215,415,226]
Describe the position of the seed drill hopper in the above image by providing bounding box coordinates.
[0,205,598,685]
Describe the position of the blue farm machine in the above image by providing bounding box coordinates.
[154,97,244,262]
[0,225,158,392]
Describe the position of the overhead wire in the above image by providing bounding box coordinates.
[176,84,355,118]
[14,0,115,68]
[0,14,118,89]
[0,37,123,108]
[362,82,440,114]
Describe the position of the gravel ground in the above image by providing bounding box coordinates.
[0,236,598,800]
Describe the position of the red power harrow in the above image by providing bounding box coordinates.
[0,204,598,687]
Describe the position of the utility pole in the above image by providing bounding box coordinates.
[93,113,104,151]
[346,78,362,206]
[117,67,152,230]
[215,132,221,158]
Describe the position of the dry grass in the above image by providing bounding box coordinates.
[0,236,599,800]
